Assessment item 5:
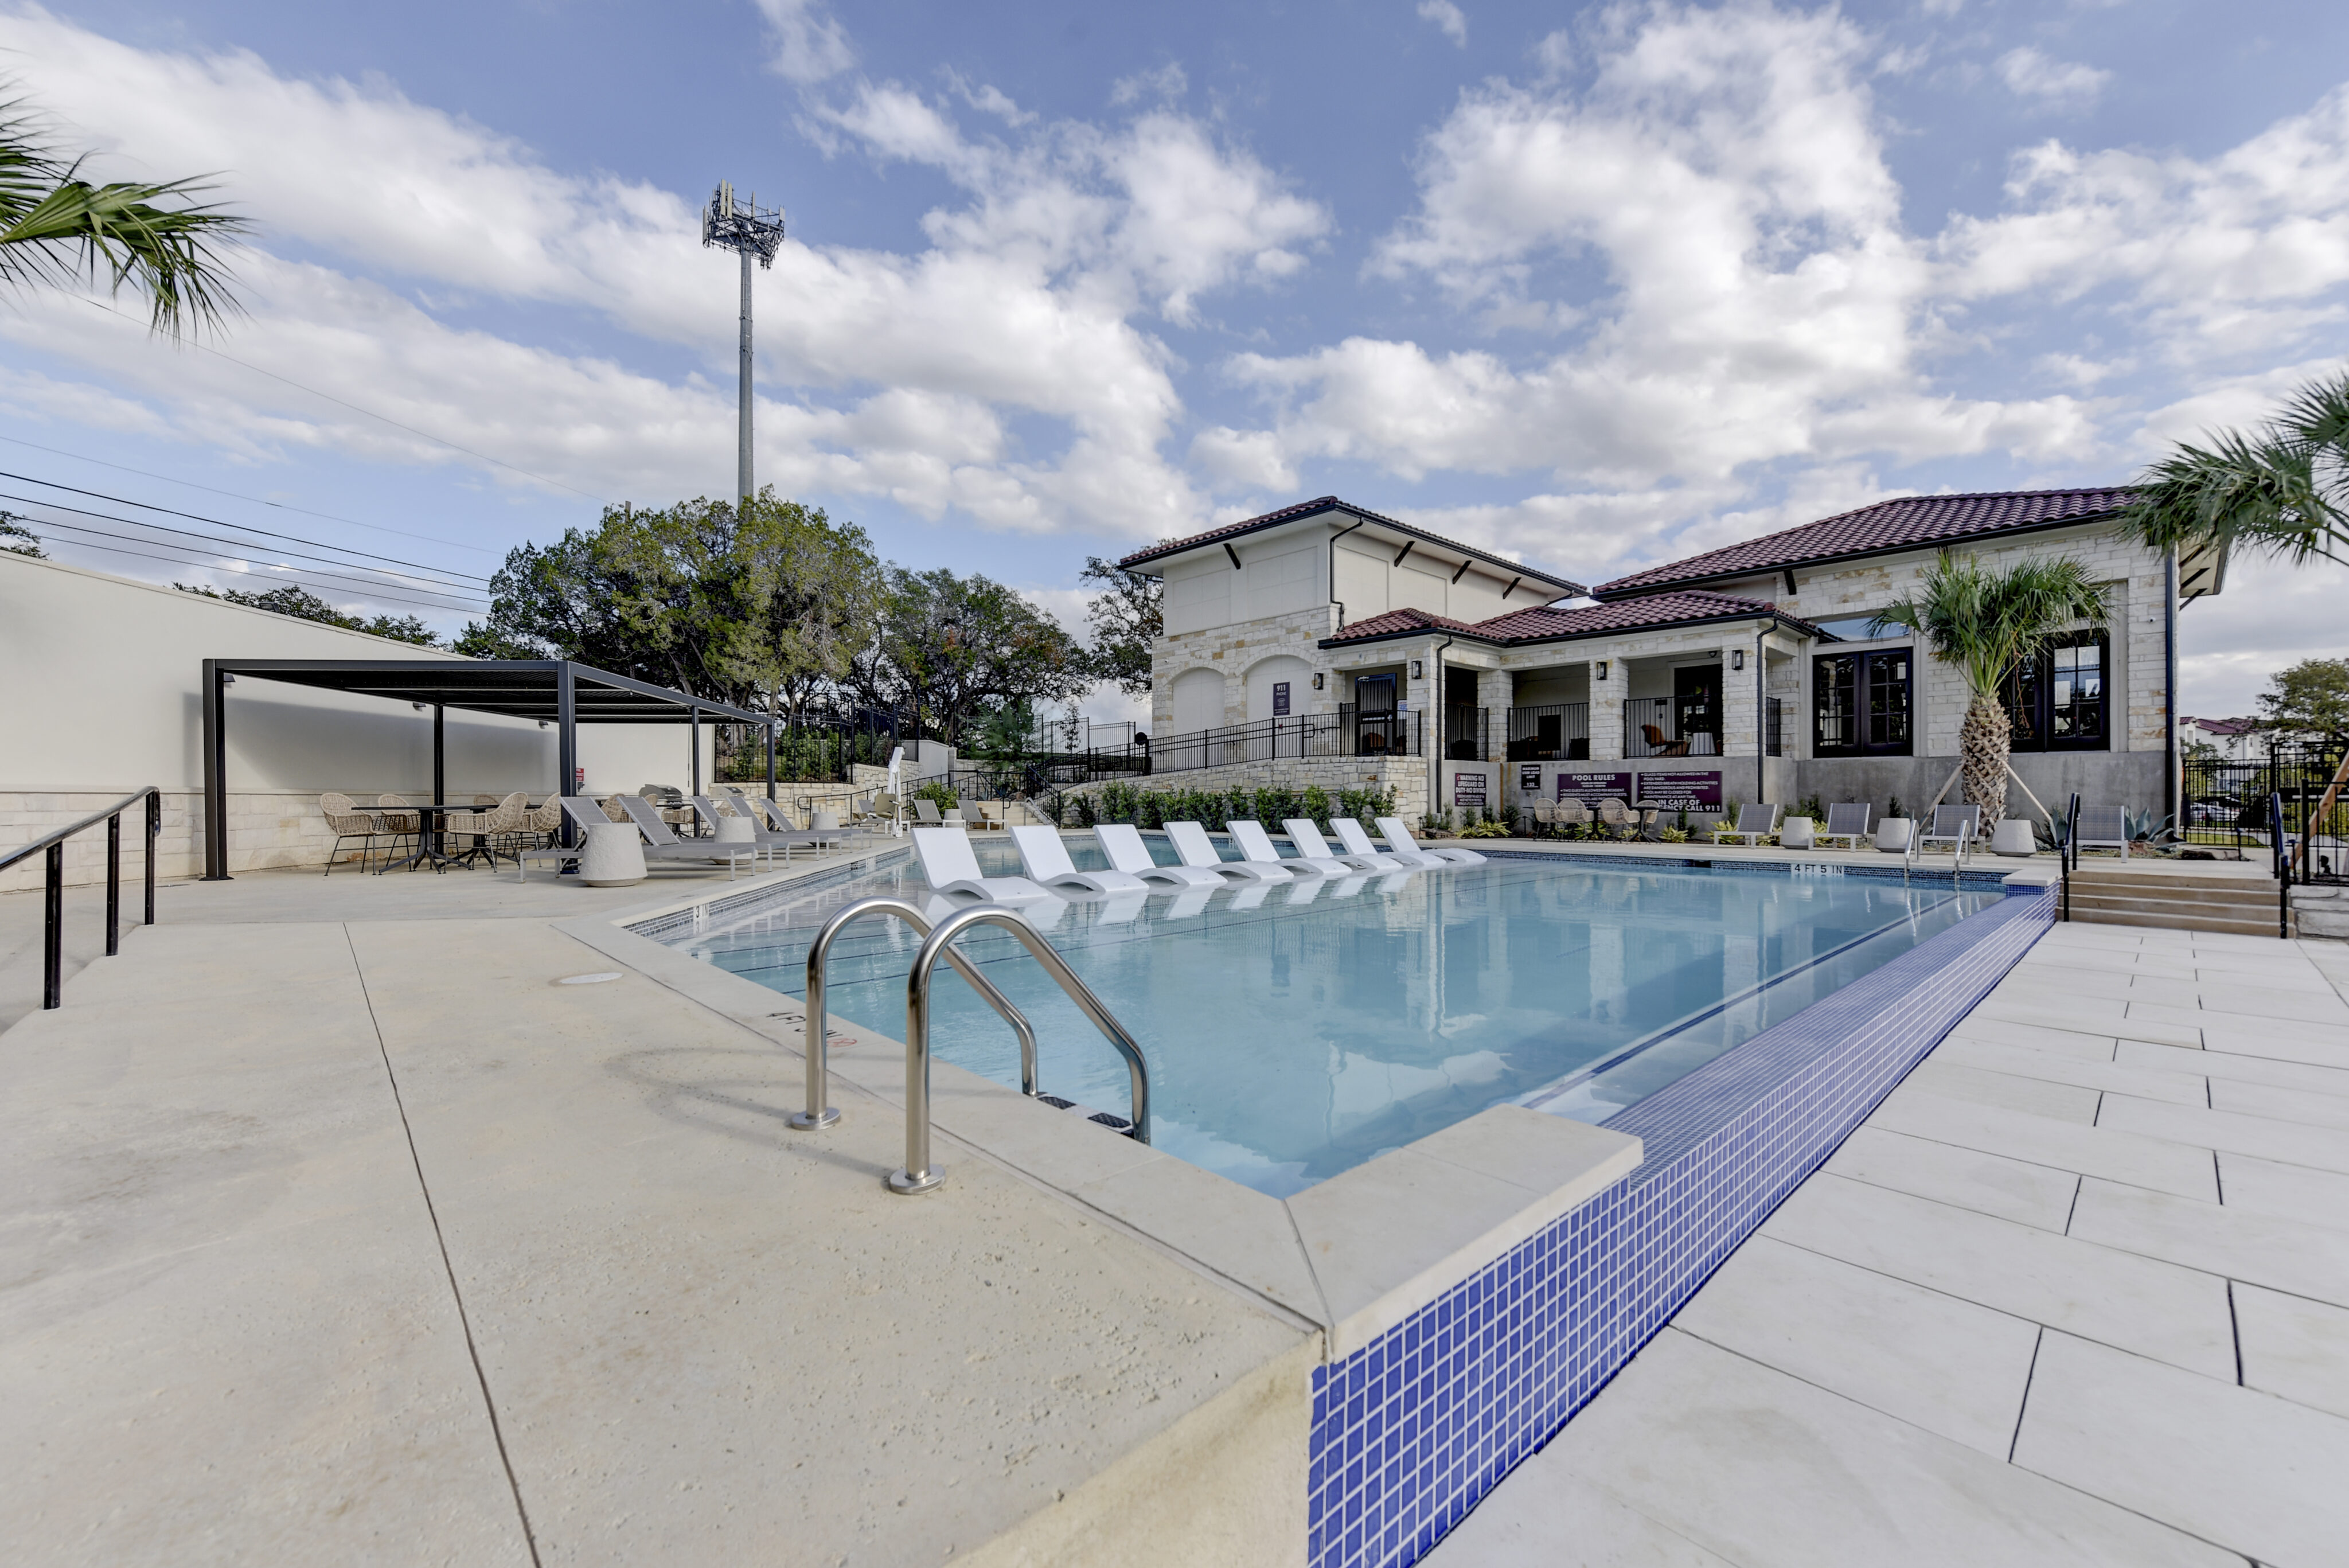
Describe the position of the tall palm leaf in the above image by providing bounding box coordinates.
[0,95,246,336]
[1874,553,2109,822]
[2118,372,2349,568]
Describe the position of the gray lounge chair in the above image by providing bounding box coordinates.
[612,794,762,877]
[1915,803,1981,865]
[1817,802,1872,850]
[1718,803,1782,847]
[2074,803,2129,860]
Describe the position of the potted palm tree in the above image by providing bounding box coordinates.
[1872,553,2109,832]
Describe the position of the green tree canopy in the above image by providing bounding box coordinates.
[0,508,40,557]
[1077,553,1164,696]
[845,566,1091,744]
[173,582,440,645]
[2258,657,2349,749]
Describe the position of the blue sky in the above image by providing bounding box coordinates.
[4,0,2347,719]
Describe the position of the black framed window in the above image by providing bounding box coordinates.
[1814,650,1911,756]
[2006,631,2108,751]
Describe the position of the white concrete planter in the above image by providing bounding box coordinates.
[1779,816,1816,850]
[715,815,757,845]
[1988,819,2038,857]
[1875,817,1914,853]
[579,822,647,886]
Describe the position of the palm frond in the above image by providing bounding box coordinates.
[2117,370,2349,568]
[1874,552,2108,699]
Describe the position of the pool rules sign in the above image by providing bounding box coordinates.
[1452,772,1488,811]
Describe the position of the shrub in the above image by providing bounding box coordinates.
[1301,783,1332,830]
[1660,825,1689,844]
[1458,818,1510,838]
[914,779,959,812]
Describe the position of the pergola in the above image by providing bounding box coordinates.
[198,657,779,880]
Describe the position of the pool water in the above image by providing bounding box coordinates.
[668,840,2001,1197]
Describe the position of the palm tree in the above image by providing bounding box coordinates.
[1873,553,2108,824]
[0,92,245,336]
[2117,372,2349,568]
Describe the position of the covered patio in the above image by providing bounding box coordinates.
[198,658,779,880]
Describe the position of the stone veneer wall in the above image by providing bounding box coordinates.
[1152,603,1345,732]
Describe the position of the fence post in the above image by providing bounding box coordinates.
[106,812,120,957]
[44,841,64,1010]
[145,789,159,926]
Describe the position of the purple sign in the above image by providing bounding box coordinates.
[1636,769,1724,810]
[1452,771,1489,810]
[1556,770,1635,805]
[1272,681,1290,716]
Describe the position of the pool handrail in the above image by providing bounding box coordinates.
[794,896,1039,1132]
[894,902,1153,1194]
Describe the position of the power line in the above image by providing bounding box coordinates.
[32,534,489,616]
[0,432,504,557]
[81,296,611,505]
[0,491,486,595]
[0,470,493,584]
[20,514,487,609]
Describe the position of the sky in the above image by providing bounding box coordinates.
[2,0,2347,723]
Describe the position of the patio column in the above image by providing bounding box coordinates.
[556,661,578,846]
[766,721,777,800]
[690,706,701,795]
[1589,654,1624,762]
[200,658,231,880]
[432,704,444,804]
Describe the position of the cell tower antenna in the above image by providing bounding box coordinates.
[701,182,787,506]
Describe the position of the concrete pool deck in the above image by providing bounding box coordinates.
[4,845,2339,1565]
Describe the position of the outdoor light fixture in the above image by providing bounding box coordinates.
[538,720,548,730]
[221,673,235,685]
[1411,660,1423,678]
[1312,672,1325,690]
[701,180,787,504]
[1731,649,1746,671]
[412,701,425,711]
[1595,661,1609,681]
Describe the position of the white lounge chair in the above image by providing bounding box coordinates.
[1376,816,1485,867]
[1286,818,1412,873]
[1094,824,1226,888]
[1334,822,1437,869]
[1168,821,1290,881]
[1230,819,1348,876]
[1817,802,1872,850]
[910,826,1058,904]
[1009,825,1149,894]
[1717,803,1782,847]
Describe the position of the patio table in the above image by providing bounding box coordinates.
[379,803,465,873]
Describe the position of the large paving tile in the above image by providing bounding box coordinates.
[1761,1175,2235,1379]
[1821,1125,2078,1232]
[1544,1329,2236,1568]
[2069,1177,2349,1309]
[2218,1153,2349,1234]
[2012,1330,2349,1568]
[2120,1039,2349,1096]
[1868,1087,2218,1200]
[2234,1282,2349,1423]
[2100,1094,2349,1175]
[2208,1076,2349,1131]
[1671,1235,2039,1457]
[1894,1062,2100,1124]
[2191,1022,2349,1070]
[1423,1469,1739,1567]
[2190,984,2349,1025]
[1945,1016,2121,1062]
[2132,1002,2349,1054]
[1935,1036,2205,1105]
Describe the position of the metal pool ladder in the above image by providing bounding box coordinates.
[794,896,1152,1195]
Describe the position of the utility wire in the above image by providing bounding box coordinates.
[82,297,610,505]
[34,535,490,616]
[0,470,493,583]
[0,432,504,557]
[23,516,488,609]
[0,492,487,598]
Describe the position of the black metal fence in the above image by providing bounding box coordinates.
[1443,705,1489,762]
[1626,695,1720,758]
[1505,703,1589,761]
[2182,739,2347,883]
[1766,697,1785,758]
[1136,704,1423,778]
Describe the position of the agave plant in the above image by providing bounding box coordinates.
[1874,553,2109,824]
[2118,372,2349,569]
[0,92,247,336]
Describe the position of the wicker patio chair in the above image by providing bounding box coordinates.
[443,791,528,869]
[319,792,387,876]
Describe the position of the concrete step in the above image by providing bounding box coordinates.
[2066,906,2285,938]
[2069,868,2276,895]
[2067,887,2277,916]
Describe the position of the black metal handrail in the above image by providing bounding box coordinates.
[2,786,162,1011]
[2272,790,2290,939]
[2062,791,2079,922]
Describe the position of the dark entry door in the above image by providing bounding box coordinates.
[1673,665,1721,754]
[1355,674,1399,755]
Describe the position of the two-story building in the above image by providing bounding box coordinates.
[1120,490,2221,828]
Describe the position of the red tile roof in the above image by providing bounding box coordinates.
[1118,495,1582,593]
[1592,487,2134,599]
[1325,590,1813,647]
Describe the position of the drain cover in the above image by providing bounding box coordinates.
[555,972,623,985]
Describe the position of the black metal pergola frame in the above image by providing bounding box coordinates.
[199,657,781,880]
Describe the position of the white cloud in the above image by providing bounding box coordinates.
[1995,46,2111,111]
[1110,63,1188,108]
[0,6,1327,540]
[1189,425,1300,493]
[1418,1,1469,49]
[755,0,855,85]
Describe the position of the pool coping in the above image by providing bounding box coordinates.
[551,840,2057,1368]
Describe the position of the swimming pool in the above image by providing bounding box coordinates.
[656,836,2005,1197]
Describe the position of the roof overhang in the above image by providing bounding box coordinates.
[206,658,774,726]
[1122,498,1584,599]
[2178,539,2229,603]
[1320,604,1823,653]
[1591,509,2126,601]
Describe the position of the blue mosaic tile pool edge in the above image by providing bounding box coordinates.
[1304,881,2056,1568]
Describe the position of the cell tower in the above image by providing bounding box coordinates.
[701,181,787,506]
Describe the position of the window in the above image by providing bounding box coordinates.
[2005,631,2108,751]
[1814,650,1911,756]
